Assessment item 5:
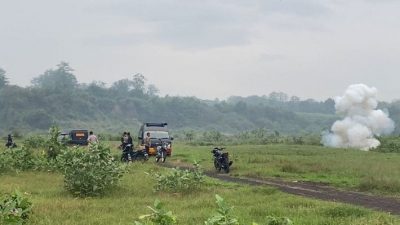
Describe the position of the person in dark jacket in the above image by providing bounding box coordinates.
[5,134,16,148]
[127,132,133,145]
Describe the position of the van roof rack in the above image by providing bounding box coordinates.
[145,123,167,127]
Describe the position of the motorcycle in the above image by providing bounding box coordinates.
[211,147,233,173]
[121,144,134,162]
[131,148,149,162]
[155,140,170,163]
[5,141,17,148]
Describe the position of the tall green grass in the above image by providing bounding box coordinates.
[0,163,399,224]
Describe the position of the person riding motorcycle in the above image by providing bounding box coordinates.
[5,134,16,148]
[211,147,223,161]
[211,147,233,173]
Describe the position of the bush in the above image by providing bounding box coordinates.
[22,135,46,149]
[57,143,124,197]
[151,162,204,192]
[134,200,177,225]
[0,190,33,225]
[45,126,66,159]
[0,147,35,173]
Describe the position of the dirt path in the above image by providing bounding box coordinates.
[162,162,400,215]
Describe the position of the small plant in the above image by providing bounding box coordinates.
[57,143,124,197]
[205,195,293,225]
[0,190,33,225]
[152,162,204,192]
[134,199,177,225]
[263,216,293,225]
[205,194,239,225]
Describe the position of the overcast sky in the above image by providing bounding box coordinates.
[1,0,399,101]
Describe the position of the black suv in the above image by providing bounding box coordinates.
[138,123,173,155]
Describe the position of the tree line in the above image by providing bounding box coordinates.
[0,62,399,136]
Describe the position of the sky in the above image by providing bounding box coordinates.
[1,0,400,101]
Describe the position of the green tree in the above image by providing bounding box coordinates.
[0,67,9,88]
[132,73,146,96]
[147,84,159,96]
[23,109,53,129]
[31,62,78,91]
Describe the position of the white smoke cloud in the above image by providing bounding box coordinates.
[322,84,395,150]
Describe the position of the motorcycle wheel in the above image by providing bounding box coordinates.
[214,159,219,170]
[160,152,165,163]
[224,166,230,173]
[121,154,128,162]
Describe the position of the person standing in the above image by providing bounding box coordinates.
[87,131,98,144]
[144,132,151,153]
[5,134,14,148]
[127,132,133,145]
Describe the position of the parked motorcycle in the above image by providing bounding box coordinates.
[155,140,170,163]
[211,147,233,173]
[131,149,149,162]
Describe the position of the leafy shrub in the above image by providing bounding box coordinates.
[0,147,35,173]
[22,135,46,149]
[151,162,204,192]
[373,142,400,153]
[45,125,66,159]
[0,190,33,225]
[205,194,239,225]
[57,143,124,197]
[134,200,177,225]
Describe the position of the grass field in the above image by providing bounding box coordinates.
[169,143,400,196]
[1,142,400,224]
[0,164,399,225]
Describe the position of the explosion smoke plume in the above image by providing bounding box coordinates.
[322,84,395,150]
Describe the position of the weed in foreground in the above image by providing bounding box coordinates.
[134,195,293,225]
[205,194,239,225]
[134,199,177,225]
[0,190,33,225]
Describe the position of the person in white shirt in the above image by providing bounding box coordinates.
[87,131,98,144]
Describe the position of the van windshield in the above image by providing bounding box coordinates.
[148,131,170,139]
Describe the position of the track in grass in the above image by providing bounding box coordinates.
[162,162,400,215]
